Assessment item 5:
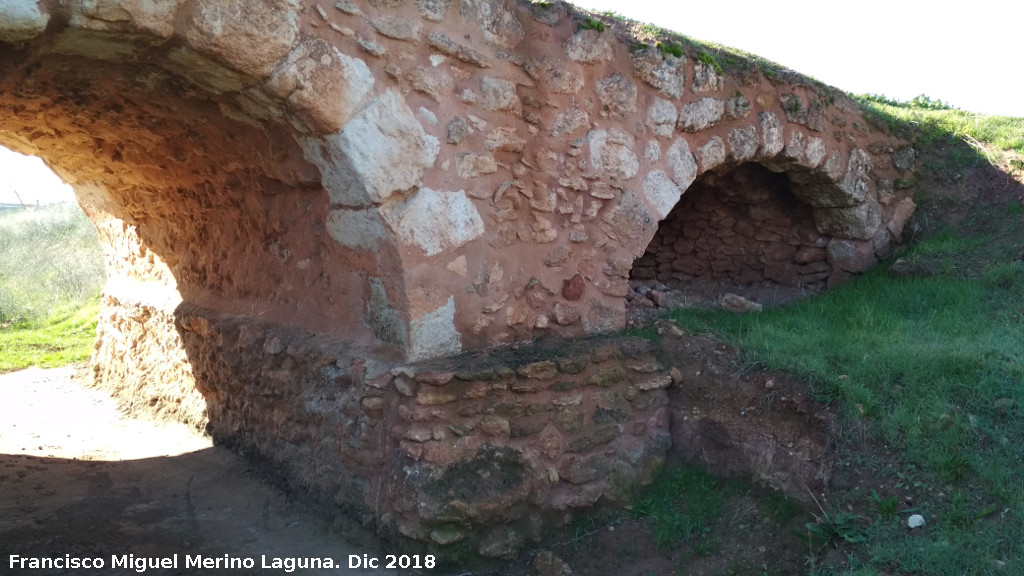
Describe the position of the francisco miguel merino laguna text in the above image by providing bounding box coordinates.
[9,553,346,573]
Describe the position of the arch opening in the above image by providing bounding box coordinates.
[629,163,834,308]
[0,34,419,514]
[0,43,395,425]
[0,146,104,369]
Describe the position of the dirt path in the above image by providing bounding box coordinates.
[0,366,411,576]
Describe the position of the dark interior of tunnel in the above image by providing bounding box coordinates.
[629,163,833,306]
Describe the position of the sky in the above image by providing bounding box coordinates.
[3,0,1022,204]
[0,147,75,205]
[570,0,1024,118]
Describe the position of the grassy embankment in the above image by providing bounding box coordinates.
[0,203,105,372]
[639,98,1024,574]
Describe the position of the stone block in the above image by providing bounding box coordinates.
[592,407,628,424]
[555,409,585,432]
[596,73,638,117]
[516,358,557,381]
[588,128,638,179]
[416,0,452,21]
[562,454,610,484]
[0,0,49,42]
[631,47,685,98]
[373,15,420,41]
[409,66,455,102]
[308,90,439,207]
[814,201,882,240]
[728,125,758,161]
[479,415,511,437]
[416,389,458,405]
[555,357,588,374]
[427,31,490,67]
[480,76,518,111]
[678,97,724,132]
[692,60,723,92]
[827,238,878,273]
[385,188,485,257]
[587,366,626,387]
[635,375,672,391]
[646,98,678,138]
[564,28,612,63]
[181,0,299,79]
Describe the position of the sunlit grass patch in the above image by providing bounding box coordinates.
[0,203,105,372]
[0,298,101,373]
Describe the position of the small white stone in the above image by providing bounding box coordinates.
[329,23,355,37]
[907,514,925,529]
[419,107,438,125]
[429,54,445,67]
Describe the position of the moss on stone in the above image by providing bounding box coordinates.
[423,445,527,503]
[588,366,627,387]
[580,17,605,32]
[656,41,683,59]
[698,52,722,75]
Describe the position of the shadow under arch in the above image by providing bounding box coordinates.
[632,162,832,305]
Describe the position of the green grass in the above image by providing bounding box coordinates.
[579,17,605,32]
[854,94,1024,177]
[0,203,105,372]
[0,299,101,372]
[633,464,727,551]
[666,225,1024,574]
[583,5,801,89]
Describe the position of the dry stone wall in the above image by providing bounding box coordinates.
[153,303,676,561]
[0,0,917,561]
[631,163,833,291]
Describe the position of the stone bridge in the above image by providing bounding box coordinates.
[0,0,916,560]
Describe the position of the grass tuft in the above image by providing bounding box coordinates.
[633,464,726,551]
[0,299,101,372]
[579,17,605,32]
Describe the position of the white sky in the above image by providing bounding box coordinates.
[0,147,75,205]
[3,1,1022,203]
[571,0,1024,118]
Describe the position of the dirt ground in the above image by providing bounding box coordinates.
[0,366,408,576]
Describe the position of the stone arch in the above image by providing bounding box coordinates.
[625,114,892,301]
[0,0,449,409]
[0,0,443,517]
